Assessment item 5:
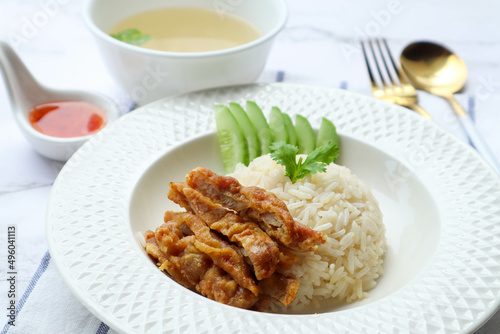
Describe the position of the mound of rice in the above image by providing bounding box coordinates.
[230,155,386,310]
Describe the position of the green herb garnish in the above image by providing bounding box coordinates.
[271,141,339,183]
[111,29,151,46]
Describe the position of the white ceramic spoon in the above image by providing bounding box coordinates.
[0,40,120,161]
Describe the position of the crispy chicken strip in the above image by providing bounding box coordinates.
[145,223,258,309]
[258,274,299,307]
[185,167,327,251]
[197,266,258,309]
[144,230,173,275]
[275,245,298,273]
[251,296,272,312]
[169,182,280,280]
[167,183,193,213]
[153,221,211,288]
[165,211,259,296]
[146,228,295,308]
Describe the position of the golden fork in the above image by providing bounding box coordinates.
[360,39,432,119]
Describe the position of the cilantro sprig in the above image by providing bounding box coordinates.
[111,29,151,46]
[270,141,339,183]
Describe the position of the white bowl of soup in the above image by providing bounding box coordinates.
[83,0,288,105]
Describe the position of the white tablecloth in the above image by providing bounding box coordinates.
[1,0,500,333]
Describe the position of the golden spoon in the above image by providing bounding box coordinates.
[400,41,499,172]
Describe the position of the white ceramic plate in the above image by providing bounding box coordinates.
[47,83,500,333]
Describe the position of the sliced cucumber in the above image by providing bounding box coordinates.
[214,105,248,173]
[281,113,298,146]
[316,117,339,149]
[269,107,288,143]
[229,102,260,162]
[245,101,272,155]
[295,114,316,154]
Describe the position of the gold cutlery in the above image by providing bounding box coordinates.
[360,39,432,119]
[400,41,499,172]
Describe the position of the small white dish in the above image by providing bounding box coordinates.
[0,41,120,161]
[83,0,288,105]
[46,83,500,333]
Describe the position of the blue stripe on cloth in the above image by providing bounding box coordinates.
[1,250,51,334]
[468,95,476,122]
[128,102,137,113]
[275,70,285,82]
[467,95,477,149]
[340,81,348,90]
[95,322,110,334]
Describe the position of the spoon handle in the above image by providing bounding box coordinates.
[443,95,500,172]
[0,40,45,111]
[407,103,432,120]
[443,95,467,117]
[459,113,500,173]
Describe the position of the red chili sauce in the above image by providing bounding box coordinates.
[29,101,107,138]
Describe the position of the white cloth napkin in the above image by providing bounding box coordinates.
[2,72,499,334]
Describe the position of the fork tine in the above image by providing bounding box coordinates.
[360,40,381,93]
[367,40,392,91]
[361,38,433,119]
[375,39,400,88]
[380,38,411,87]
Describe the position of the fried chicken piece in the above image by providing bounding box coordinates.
[145,222,258,309]
[165,211,259,296]
[154,220,211,288]
[167,183,193,212]
[258,274,299,307]
[167,183,196,214]
[275,245,298,273]
[163,211,193,236]
[144,230,171,270]
[185,167,327,251]
[251,296,272,312]
[169,182,280,280]
[144,230,155,240]
[197,266,258,309]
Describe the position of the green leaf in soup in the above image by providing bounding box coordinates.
[111,29,151,46]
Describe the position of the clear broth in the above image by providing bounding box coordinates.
[109,7,261,53]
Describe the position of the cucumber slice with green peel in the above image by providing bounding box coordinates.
[214,105,248,173]
[269,107,288,143]
[229,102,260,162]
[245,101,272,155]
[316,117,340,149]
[281,113,298,146]
[246,101,272,155]
[295,114,316,154]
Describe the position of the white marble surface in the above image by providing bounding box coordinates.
[0,0,499,333]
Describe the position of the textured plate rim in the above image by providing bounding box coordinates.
[46,83,500,334]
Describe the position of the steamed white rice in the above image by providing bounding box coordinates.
[230,155,386,310]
